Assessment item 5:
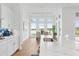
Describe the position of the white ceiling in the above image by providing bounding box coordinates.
[2,3,79,17]
[19,3,79,8]
[2,3,79,10]
[2,3,20,12]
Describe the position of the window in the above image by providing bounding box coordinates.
[38,23,45,28]
[31,23,37,29]
[38,18,45,29]
[47,23,52,28]
[75,19,79,37]
[31,18,37,29]
[30,18,37,38]
[47,17,53,29]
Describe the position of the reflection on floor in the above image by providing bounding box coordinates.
[13,38,39,56]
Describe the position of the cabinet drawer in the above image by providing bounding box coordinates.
[0,43,8,56]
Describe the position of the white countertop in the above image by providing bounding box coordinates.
[0,35,14,44]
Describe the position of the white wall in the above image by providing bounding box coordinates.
[21,15,30,42]
[20,6,30,42]
[61,8,75,55]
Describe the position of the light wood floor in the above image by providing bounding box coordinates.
[13,38,39,56]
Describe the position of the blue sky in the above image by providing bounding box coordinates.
[75,20,79,27]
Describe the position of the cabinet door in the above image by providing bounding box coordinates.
[7,39,15,56]
[0,42,8,56]
[14,39,19,52]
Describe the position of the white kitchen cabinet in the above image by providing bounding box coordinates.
[0,36,19,56]
[14,38,19,52]
[7,39,15,56]
[0,40,8,56]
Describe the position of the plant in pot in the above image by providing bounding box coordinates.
[52,25,57,40]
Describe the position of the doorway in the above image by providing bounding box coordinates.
[29,16,53,39]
